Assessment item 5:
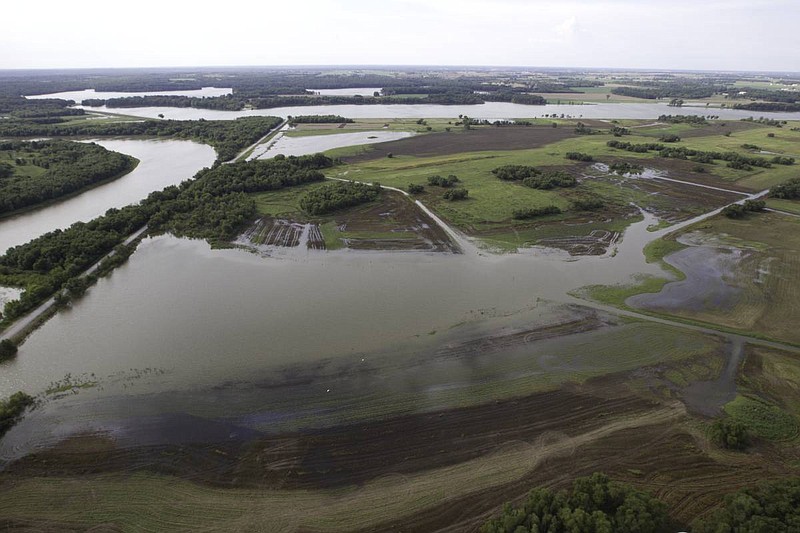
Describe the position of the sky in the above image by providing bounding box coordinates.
[2,0,798,72]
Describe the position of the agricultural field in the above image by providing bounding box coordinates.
[244,181,456,252]
[330,119,794,253]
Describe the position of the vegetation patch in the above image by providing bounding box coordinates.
[299,181,381,215]
[0,391,34,437]
[723,395,799,441]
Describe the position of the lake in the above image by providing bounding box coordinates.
[26,87,232,103]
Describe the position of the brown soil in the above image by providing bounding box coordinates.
[341,126,578,163]
[4,355,797,532]
[327,191,457,252]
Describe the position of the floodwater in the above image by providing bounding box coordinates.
[76,101,800,121]
[25,87,232,103]
[0,208,664,398]
[252,130,414,159]
[0,139,216,254]
[0,108,742,461]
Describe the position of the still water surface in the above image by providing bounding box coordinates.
[77,101,800,121]
[26,87,232,102]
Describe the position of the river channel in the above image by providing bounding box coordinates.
[76,101,800,121]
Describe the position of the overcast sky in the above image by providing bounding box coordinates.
[2,0,798,72]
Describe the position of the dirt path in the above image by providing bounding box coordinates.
[325,176,479,254]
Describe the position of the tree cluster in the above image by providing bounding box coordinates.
[692,478,800,533]
[721,199,766,219]
[512,205,562,219]
[566,152,594,162]
[427,174,461,187]
[480,473,670,533]
[657,115,708,125]
[0,140,137,215]
[0,116,283,164]
[771,177,800,199]
[0,391,34,437]
[298,181,381,215]
[288,115,354,124]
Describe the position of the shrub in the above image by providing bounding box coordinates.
[407,183,425,194]
[442,188,469,201]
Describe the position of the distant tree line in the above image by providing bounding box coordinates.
[605,140,790,170]
[611,80,728,99]
[299,181,381,215]
[288,115,354,124]
[727,88,799,104]
[0,140,137,215]
[0,116,283,164]
[82,95,246,111]
[733,102,800,112]
[657,115,708,125]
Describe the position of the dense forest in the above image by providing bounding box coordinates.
[0,154,334,324]
[480,473,670,533]
[0,116,283,163]
[0,140,137,215]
